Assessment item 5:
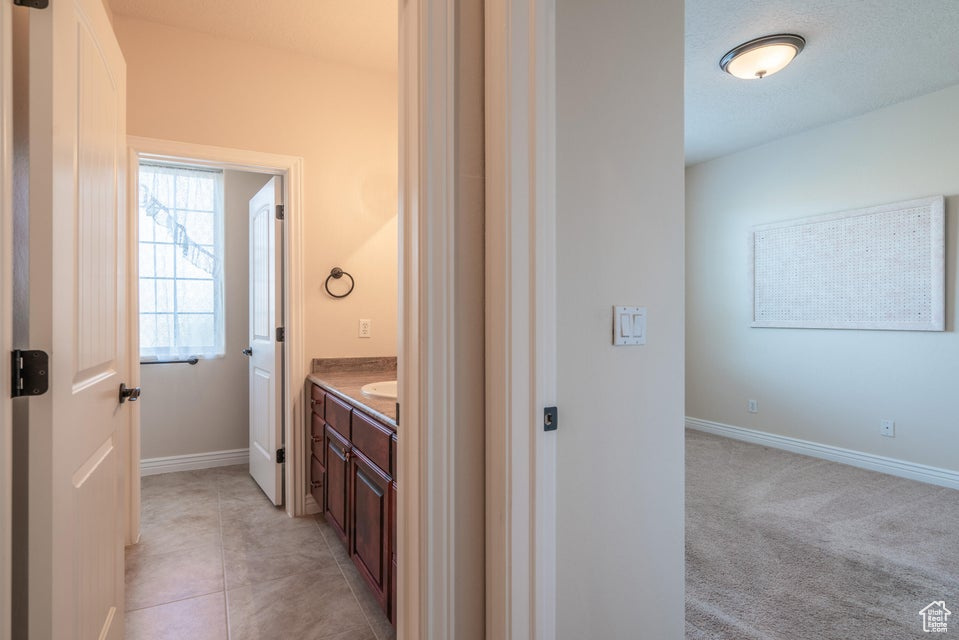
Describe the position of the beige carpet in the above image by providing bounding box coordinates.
[686,429,959,639]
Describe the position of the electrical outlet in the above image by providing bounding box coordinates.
[880,419,895,437]
[359,319,372,338]
[747,399,758,413]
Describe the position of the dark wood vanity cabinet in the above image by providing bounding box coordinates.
[309,381,396,624]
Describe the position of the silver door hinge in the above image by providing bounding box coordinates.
[275,327,285,342]
[11,350,49,398]
[13,0,48,8]
[275,204,285,220]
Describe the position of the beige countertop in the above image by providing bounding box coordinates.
[308,357,397,429]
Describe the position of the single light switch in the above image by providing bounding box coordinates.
[613,306,647,346]
[632,313,646,339]
[620,313,632,337]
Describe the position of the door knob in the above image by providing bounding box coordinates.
[242,347,253,356]
[119,383,141,404]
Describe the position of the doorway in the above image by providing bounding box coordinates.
[126,138,306,541]
[134,160,279,495]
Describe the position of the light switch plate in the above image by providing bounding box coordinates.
[613,306,646,346]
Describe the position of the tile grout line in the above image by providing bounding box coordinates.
[311,515,383,640]
[216,470,233,640]
[126,589,226,614]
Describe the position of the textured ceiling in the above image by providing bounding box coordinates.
[109,0,397,74]
[686,0,959,165]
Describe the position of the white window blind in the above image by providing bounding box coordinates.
[138,163,225,360]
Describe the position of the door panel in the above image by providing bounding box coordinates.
[325,426,350,544]
[350,452,389,606]
[26,0,127,638]
[248,177,283,504]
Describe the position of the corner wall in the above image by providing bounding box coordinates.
[555,1,686,637]
[686,84,959,474]
[113,16,398,362]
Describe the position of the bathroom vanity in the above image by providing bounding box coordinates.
[308,358,397,625]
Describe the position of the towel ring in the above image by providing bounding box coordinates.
[325,267,355,299]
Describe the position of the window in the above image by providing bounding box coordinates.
[138,163,224,360]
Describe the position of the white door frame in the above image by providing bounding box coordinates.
[399,0,557,636]
[0,2,12,638]
[125,136,305,542]
[485,0,558,638]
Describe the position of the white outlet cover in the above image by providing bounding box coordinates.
[613,306,646,346]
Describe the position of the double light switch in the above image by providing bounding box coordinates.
[613,306,646,346]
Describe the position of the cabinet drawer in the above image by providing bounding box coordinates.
[326,394,352,439]
[351,410,392,474]
[310,384,326,418]
[310,454,325,508]
[310,413,324,459]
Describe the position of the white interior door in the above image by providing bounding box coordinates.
[248,177,284,505]
[24,0,128,638]
[0,4,12,640]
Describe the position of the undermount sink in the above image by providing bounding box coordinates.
[361,380,397,401]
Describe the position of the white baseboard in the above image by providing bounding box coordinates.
[140,448,249,476]
[686,417,959,491]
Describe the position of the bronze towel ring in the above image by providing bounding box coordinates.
[325,267,355,298]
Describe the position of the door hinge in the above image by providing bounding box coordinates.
[11,350,49,398]
[275,327,285,342]
[13,0,49,8]
[276,448,286,464]
[275,204,285,220]
[395,402,400,426]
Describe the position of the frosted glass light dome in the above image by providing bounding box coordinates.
[720,34,805,80]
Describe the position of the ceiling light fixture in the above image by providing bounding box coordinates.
[720,34,806,80]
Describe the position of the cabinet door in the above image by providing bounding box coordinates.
[389,481,397,626]
[350,452,390,608]
[324,426,351,545]
[310,455,325,509]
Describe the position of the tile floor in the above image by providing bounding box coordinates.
[125,465,396,640]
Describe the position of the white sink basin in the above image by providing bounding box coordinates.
[361,380,397,401]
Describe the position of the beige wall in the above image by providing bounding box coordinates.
[113,16,398,364]
[140,170,270,459]
[686,84,959,473]
[555,1,686,637]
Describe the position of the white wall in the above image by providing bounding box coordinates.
[555,1,686,637]
[686,83,959,473]
[140,170,269,459]
[113,16,398,362]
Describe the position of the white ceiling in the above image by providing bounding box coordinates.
[109,1,959,164]
[686,0,959,165]
[108,0,397,74]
